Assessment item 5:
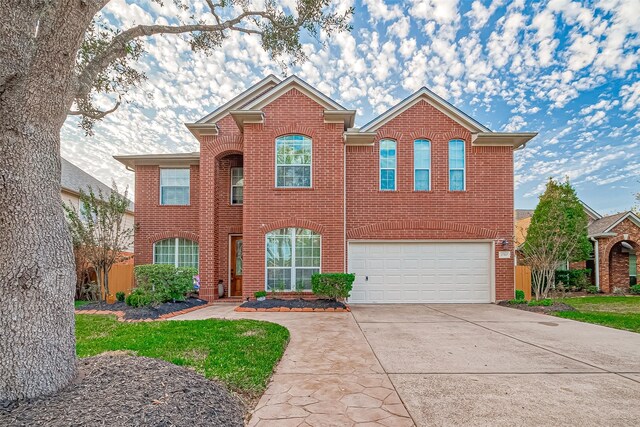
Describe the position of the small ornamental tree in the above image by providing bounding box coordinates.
[521,178,592,300]
[64,184,135,302]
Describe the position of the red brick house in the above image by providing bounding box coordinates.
[115,75,537,303]
[516,204,639,292]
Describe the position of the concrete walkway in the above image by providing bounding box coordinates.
[352,304,640,427]
[173,305,414,426]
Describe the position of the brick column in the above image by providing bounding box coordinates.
[199,141,217,300]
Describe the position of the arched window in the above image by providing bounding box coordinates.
[153,238,199,269]
[449,139,465,191]
[414,139,431,191]
[266,228,320,291]
[276,135,312,188]
[379,139,396,191]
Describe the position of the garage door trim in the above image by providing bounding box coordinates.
[347,239,496,304]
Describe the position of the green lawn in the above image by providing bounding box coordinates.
[75,314,289,396]
[74,300,91,308]
[554,296,640,333]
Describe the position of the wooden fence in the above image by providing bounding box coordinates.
[515,265,532,301]
[105,264,135,303]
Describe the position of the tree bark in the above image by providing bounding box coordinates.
[0,0,104,401]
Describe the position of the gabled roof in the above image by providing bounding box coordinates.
[196,75,281,124]
[589,211,640,237]
[61,158,134,211]
[243,75,348,111]
[360,87,491,133]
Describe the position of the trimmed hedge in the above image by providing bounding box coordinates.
[311,273,355,300]
[515,289,525,301]
[130,264,198,307]
[555,268,592,291]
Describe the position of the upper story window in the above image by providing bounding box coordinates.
[379,139,397,191]
[153,238,199,269]
[231,167,243,205]
[160,168,190,205]
[448,139,465,191]
[276,135,311,188]
[414,139,431,191]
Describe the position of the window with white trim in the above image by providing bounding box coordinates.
[153,238,199,268]
[449,139,465,191]
[266,228,320,291]
[414,139,431,191]
[276,135,311,187]
[160,168,190,205]
[231,167,243,205]
[379,139,396,191]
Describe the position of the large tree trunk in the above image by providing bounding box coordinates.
[0,0,104,401]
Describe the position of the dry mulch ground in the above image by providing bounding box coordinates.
[498,300,575,313]
[240,297,347,309]
[76,297,208,320]
[0,353,243,427]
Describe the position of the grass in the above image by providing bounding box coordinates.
[75,300,91,308]
[554,295,640,333]
[75,314,290,396]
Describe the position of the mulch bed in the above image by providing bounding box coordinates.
[237,298,349,312]
[0,353,243,427]
[498,300,576,314]
[76,297,208,320]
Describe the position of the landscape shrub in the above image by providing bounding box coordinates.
[133,264,198,305]
[528,298,553,307]
[515,289,525,301]
[630,285,640,295]
[254,291,267,299]
[125,288,154,307]
[554,269,592,291]
[115,291,125,302]
[586,285,599,294]
[311,273,355,300]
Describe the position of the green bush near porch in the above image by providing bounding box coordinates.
[311,273,355,300]
[130,264,198,306]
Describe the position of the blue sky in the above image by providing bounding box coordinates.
[61,0,640,214]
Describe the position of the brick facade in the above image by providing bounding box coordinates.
[596,218,639,293]
[128,82,520,302]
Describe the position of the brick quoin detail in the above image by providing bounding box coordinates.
[131,90,518,301]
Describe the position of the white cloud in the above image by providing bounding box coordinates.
[620,81,640,111]
[466,0,505,30]
[362,0,403,21]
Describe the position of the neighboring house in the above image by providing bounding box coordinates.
[115,75,537,303]
[61,157,135,252]
[515,203,639,292]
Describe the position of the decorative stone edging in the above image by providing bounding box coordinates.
[74,303,213,322]
[234,306,350,313]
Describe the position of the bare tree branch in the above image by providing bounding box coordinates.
[69,98,120,120]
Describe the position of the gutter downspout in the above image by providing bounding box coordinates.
[590,237,599,291]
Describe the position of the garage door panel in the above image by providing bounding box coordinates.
[348,242,492,304]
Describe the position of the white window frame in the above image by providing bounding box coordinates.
[448,139,466,191]
[152,238,199,268]
[230,167,243,205]
[414,139,431,191]
[264,228,321,292]
[159,168,190,205]
[379,139,397,191]
[275,135,312,188]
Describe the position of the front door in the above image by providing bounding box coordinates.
[230,236,243,296]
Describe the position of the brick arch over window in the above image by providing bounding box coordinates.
[260,218,326,235]
[147,231,200,244]
[442,130,470,142]
[347,220,499,239]
[202,134,243,159]
[603,236,640,256]
[407,129,439,142]
[270,126,317,140]
[376,130,404,141]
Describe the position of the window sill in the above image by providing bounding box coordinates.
[157,204,192,207]
[273,187,315,191]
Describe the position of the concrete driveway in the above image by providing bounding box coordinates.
[351,304,640,426]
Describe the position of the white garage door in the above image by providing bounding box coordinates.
[348,241,493,303]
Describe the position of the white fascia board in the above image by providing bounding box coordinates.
[244,75,347,111]
[195,74,280,124]
[360,88,490,133]
[472,132,538,149]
